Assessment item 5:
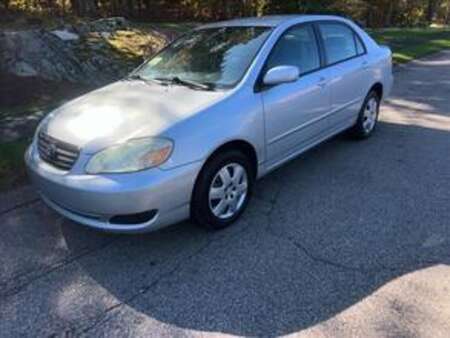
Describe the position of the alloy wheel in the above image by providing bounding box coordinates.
[208,163,248,219]
[363,97,379,133]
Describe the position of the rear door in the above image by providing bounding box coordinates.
[317,22,371,131]
[261,24,332,167]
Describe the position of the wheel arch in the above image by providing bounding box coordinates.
[189,139,259,221]
[201,140,259,179]
[370,82,384,100]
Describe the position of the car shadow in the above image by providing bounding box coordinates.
[59,119,450,336]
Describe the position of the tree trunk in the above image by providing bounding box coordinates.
[71,0,82,16]
[127,0,134,17]
[445,1,450,24]
[427,0,439,23]
[385,1,396,27]
[145,0,152,17]
[365,2,373,28]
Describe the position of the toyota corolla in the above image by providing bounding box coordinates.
[26,15,394,233]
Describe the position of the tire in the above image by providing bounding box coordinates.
[191,150,254,230]
[348,90,381,139]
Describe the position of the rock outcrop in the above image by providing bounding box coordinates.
[0,17,141,85]
[0,17,179,142]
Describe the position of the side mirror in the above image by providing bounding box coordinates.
[263,65,300,86]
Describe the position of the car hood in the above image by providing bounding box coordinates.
[41,80,227,153]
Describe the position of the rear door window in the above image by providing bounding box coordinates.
[319,23,359,65]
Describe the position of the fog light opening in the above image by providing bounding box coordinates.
[109,210,158,225]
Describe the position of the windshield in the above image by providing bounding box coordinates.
[134,26,272,90]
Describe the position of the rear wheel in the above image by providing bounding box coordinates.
[191,150,254,230]
[349,91,380,139]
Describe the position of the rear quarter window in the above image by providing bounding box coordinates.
[355,33,366,55]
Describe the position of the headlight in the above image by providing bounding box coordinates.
[85,137,173,174]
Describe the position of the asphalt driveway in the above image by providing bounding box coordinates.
[1,51,449,338]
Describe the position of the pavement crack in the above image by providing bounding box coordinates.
[0,238,118,301]
[0,198,40,217]
[270,227,368,273]
[263,176,373,274]
[264,175,286,217]
[76,223,253,336]
[76,237,216,335]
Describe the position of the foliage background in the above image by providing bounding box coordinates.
[1,0,450,28]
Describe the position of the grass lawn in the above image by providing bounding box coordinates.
[371,27,450,63]
[1,25,450,192]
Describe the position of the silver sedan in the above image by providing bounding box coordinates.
[26,15,394,233]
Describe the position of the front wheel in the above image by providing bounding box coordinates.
[349,91,381,139]
[191,150,254,230]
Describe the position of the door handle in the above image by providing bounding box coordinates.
[317,77,327,89]
[362,61,369,69]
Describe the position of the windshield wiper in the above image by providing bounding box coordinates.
[125,74,146,81]
[154,76,213,90]
[125,74,160,85]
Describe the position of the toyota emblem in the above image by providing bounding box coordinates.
[48,143,58,160]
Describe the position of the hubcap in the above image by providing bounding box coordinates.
[363,97,378,133]
[209,163,248,219]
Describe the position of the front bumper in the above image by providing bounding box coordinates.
[25,144,202,233]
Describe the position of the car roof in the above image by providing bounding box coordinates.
[198,15,348,29]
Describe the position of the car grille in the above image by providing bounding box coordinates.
[37,132,80,171]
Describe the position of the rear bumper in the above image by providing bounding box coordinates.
[25,144,202,233]
[385,73,394,100]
